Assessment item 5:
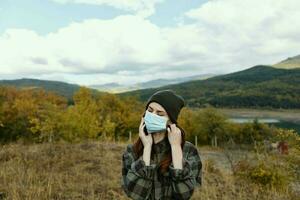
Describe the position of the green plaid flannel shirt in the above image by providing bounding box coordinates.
[121,136,202,200]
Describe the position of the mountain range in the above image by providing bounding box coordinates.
[117,65,300,108]
[117,54,300,109]
[88,73,217,93]
[1,55,299,108]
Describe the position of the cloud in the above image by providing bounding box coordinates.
[185,0,300,63]
[1,0,300,85]
[0,15,172,76]
[51,0,164,18]
[30,57,49,65]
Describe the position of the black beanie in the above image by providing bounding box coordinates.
[145,89,185,124]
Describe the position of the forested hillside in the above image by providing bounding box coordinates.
[0,78,103,103]
[118,65,300,109]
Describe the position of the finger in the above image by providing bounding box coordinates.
[139,117,144,127]
[139,123,145,137]
[174,126,180,134]
[177,127,181,135]
[139,123,144,135]
[167,127,171,137]
[170,124,176,132]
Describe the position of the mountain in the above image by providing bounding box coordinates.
[273,54,300,69]
[89,73,217,93]
[117,65,300,109]
[89,82,136,93]
[89,82,126,93]
[136,74,216,89]
[0,78,102,103]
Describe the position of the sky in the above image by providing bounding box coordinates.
[0,0,300,86]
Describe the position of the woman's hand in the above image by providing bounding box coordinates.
[168,124,183,169]
[139,116,153,148]
[167,124,182,147]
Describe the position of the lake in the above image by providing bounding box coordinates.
[228,118,300,134]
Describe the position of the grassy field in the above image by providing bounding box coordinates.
[0,140,299,200]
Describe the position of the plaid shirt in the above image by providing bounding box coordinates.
[121,136,202,200]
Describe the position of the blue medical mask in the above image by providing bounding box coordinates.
[144,110,168,134]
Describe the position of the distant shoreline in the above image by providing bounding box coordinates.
[218,108,300,124]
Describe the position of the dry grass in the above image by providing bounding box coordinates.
[0,141,298,200]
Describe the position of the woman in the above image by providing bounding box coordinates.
[121,89,202,200]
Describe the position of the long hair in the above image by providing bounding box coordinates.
[132,110,186,175]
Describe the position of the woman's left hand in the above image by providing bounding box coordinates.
[167,124,182,147]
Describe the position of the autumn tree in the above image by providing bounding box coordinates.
[58,87,102,142]
[196,107,230,146]
[0,86,67,143]
[96,93,143,142]
[178,107,203,144]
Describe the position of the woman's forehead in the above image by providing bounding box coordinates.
[148,102,166,112]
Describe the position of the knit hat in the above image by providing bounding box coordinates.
[145,89,185,124]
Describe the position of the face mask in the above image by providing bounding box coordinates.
[144,110,168,134]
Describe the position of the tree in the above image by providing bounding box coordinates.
[178,108,203,144]
[0,86,68,143]
[196,107,229,146]
[97,93,143,142]
[59,87,102,142]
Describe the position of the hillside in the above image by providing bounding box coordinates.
[0,78,103,103]
[273,54,300,69]
[117,65,300,109]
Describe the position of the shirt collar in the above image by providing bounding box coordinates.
[152,136,170,153]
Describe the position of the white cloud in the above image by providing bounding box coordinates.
[185,0,300,63]
[0,15,171,76]
[1,0,300,85]
[51,0,164,18]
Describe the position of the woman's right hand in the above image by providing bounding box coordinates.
[139,116,153,148]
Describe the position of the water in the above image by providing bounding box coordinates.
[229,118,280,123]
[228,118,300,134]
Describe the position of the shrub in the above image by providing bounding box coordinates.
[248,162,287,188]
[234,160,289,190]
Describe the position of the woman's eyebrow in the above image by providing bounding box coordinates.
[149,106,164,113]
